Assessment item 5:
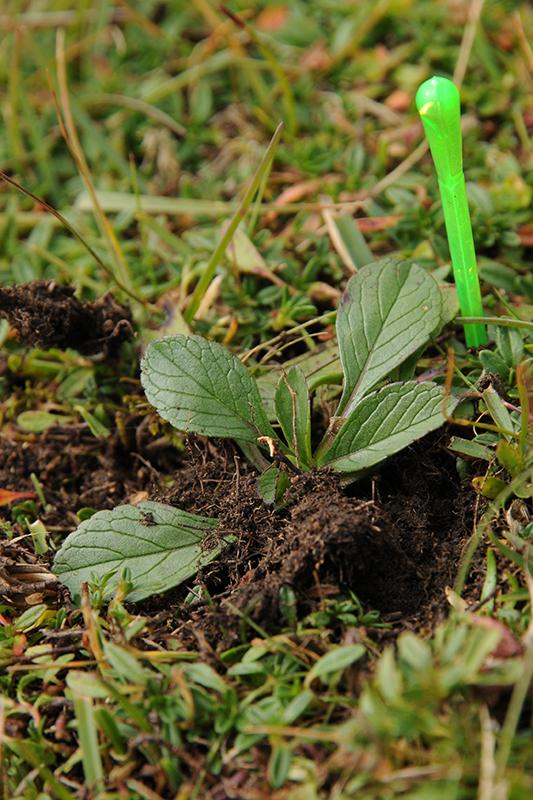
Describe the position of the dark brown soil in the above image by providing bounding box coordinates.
[0,282,481,636]
[0,280,133,354]
[0,423,181,605]
[148,433,482,648]
[0,429,150,523]
[0,420,482,643]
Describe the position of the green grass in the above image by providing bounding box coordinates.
[0,1,532,797]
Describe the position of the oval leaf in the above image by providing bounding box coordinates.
[17,410,73,433]
[336,258,442,416]
[141,334,273,443]
[319,382,452,473]
[53,501,227,602]
[257,465,290,505]
[268,745,292,789]
[304,644,366,687]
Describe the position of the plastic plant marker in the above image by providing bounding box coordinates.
[416,76,487,347]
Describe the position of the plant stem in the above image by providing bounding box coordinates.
[457,316,533,333]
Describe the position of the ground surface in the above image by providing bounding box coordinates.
[0,2,532,798]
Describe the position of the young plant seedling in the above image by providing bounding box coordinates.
[416,76,487,348]
[54,258,454,600]
[141,257,456,481]
[54,257,456,602]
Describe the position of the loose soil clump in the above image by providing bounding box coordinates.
[153,434,480,647]
[0,281,133,354]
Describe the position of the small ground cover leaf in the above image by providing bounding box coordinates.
[17,410,74,433]
[257,465,290,504]
[304,644,366,687]
[322,207,374,270]
[336,258,442,417]
[53,501,226,602]
[319,382,452,473]
[141,334,274,442]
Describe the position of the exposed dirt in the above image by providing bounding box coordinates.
[0,423,181,605]
[0,426,172,524]
[0,281,482,637]
[147,432,482,649]
[0,420,482,642]
[0,281,133,354]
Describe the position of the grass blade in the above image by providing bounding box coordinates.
[55,30,134,297]
[322,205,374,271]
[184,121,283,322]
[69,680,105,794]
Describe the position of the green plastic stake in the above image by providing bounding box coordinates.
[416,76,487,347]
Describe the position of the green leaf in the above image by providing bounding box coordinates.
[28,519,50,555]
[66,671,109,699]
[57,367,94,400]
[53,500,228,602]
[448,436,494,461]
[375,647,402,702]
[17,410,73,433]
[257,465,290,505]
[322,207,373,270]
[479,349,509,380]
[183,662,229,694]
[75,405,110,438]
[224,222,281,286]
[482,386,515,439]
[274,366,312,468]
[4,739,77,800]
[14,604,49,632]
[257,341,340,420]
[319,382,451,474]
[268,745,292,789]
[141,334,274,443]
[305,644,366,687]
[103,642,148,685]
[336,258,442,416]
[95,708,127,755]
[495,326,524,367]
[281,689,314,723]
[397,632,432,672]
[68,680,104,794]
[439,283,459,327]
[496,440,523,476]
[472,475,509,499]
[0,318,9,347]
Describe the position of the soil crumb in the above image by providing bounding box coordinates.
[0,281,133,354]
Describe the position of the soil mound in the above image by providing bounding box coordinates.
[0,281,133,353]
[152,435,479,646]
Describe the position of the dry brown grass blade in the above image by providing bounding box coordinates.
[0,170,150,308]
[54,29,134,297]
